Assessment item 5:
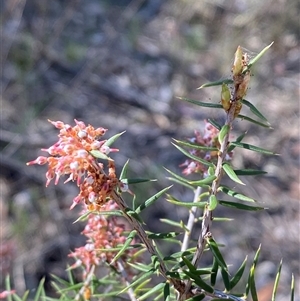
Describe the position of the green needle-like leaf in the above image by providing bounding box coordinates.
[178,97,223,108]
[135,186,172,214]
[207,118,222,131]
[119,159,130,180]
[122,178,157,184]
[246,245,261,297]
[245,41,274,71]
[103,131,126,147]
[230,256,248,289]
[197,78,234,89]
[272,259,283,301]
[219,201,265,211]
[172,143,214,167]
[183,270,214,294]
[228,132,247,152]
[118,269,154,294]
[241,99,269,123]
[110,230,137,265]
[166,194,207,208]
[222,163,245,185]
[206,237,228,272]
[234,169,267,176]
[219,186,256,202]
[211,257,219,286]
[237,114,272,128]
[172,138,218,151]
[189,175,217,187]
[185,294,206,301]
[290,274,295,301]
[33,278,46,301]
[138,282,165,301]
[229,141,277,155]
[163,282,170,301]
[90,149,112,160]
[148,231,181,239]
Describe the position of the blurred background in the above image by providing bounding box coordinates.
[1,0,299,300]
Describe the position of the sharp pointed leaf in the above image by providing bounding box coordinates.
[122,178,157,184]
[110,230,137,265]
[183,270,214,293]
[230,141,277,155]
[104,131,126,147]
[219,201,265,211]
[197,78,234,89]
[164,282,170,301]
[230,256,248,289]
[166,194,207,208]
[245,42,274,71]
[178,97,223,108]
[147,232,181,239]
[241,99,269,123]
[228,132,247,152]
[135,186,172,214]
[138,282,165,301]
[90,149,112,160]
[206,237,228,272]
[237,114,272,128]
[119,159,130,180]
[207,118,222,131]
[272,259,283,301]
[290,274,295,301]
[234,169,267,176]
[189,175,217,187]
[219,186,257,202]
[222,163,245,185]
[172,139,218,151]
[172,143,213,167]
[211,257,219,286]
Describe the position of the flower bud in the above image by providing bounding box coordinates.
[232,46,243,76]
[221,83,231,111]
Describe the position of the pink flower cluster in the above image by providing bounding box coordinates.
[69,201,136,278]
[180,120,233,176]
[27,119,120,210]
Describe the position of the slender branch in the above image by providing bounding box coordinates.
[181,186,202,252]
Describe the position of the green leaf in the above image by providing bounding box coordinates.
[206,237,228,272]
[237,114,272,128]
[234,169,267,176]
[229,141,277,155]
[33,277,46,301]
[272,259,283,301]
[110,230,137,265]
[177,97,223,108]
[104,131,126,147]
[183,270,214,293]
[138,282,165,301]
[227,132,247,152]
[172,143,214,167]
[5,275,13,301]
[167,176,195,190]
[172,138,218,151]
[165,168,193,185]
[290,274,295,301]
[211,257,219,286]
[218,125,230,144]
[197,78,234,89]
[208,195,218,211]
[186,294,206,301]
[249,265,258,301]
[246,244,261,297]
[221,268,231,291]
[118,269,154,294]
[166,194,207,208]
[189,175,217,187]
[119,159,130,180]
[219,186,256,202]
[148,231,181,239]
[241,99,269,123]
[182,255,197,271]
[135,186,172,214]
[230,256,248,289]
[90,149,112,160]
[222,163,245,185]
[207,118,222,131]
[160,218,187,230]
[164,282,170,301]
[127,262,153,272]
[125,208,144,223]
[122,178,157,184]
[245,42,274,71]
[219,201,265,211]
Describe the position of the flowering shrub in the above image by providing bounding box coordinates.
[3,42,295,301]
